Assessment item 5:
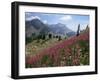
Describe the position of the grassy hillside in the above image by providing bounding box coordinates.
[25,31,89,68]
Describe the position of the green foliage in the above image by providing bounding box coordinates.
[26,33,37,44]
[48,33,52,39]
[26,30,89,67]
[66,56,72,66]
[80,54,89,65]
[26,64,32,68]
[59,49,65,56]
[41,55,53,67]
[58,36,62,41]
[78,40,89,65]
[26,37,33,44]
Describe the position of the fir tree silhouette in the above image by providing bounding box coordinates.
[76,24,80,36]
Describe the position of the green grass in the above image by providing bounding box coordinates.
[25,38,66,55]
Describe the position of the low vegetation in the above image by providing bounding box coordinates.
[25,31,89,68]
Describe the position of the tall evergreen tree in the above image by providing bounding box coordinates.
[76,24,80,36]
[86,25,89,30]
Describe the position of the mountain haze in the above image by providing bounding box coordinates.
[25,18,76,37]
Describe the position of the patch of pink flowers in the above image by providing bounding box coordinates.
[26,32,89,68]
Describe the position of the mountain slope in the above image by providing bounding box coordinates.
[25,19,76,38]
[49,23,75,35]
[26,19,49,37]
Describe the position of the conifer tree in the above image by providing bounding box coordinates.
[76,24,80,36]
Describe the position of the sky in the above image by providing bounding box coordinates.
[25,12,89,32]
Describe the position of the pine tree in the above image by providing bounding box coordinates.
[76,24,80,36]
[86,25,89,30]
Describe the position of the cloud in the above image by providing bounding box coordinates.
[60,15,72,21]
[43,20,47,24]
[26,16,41,21]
